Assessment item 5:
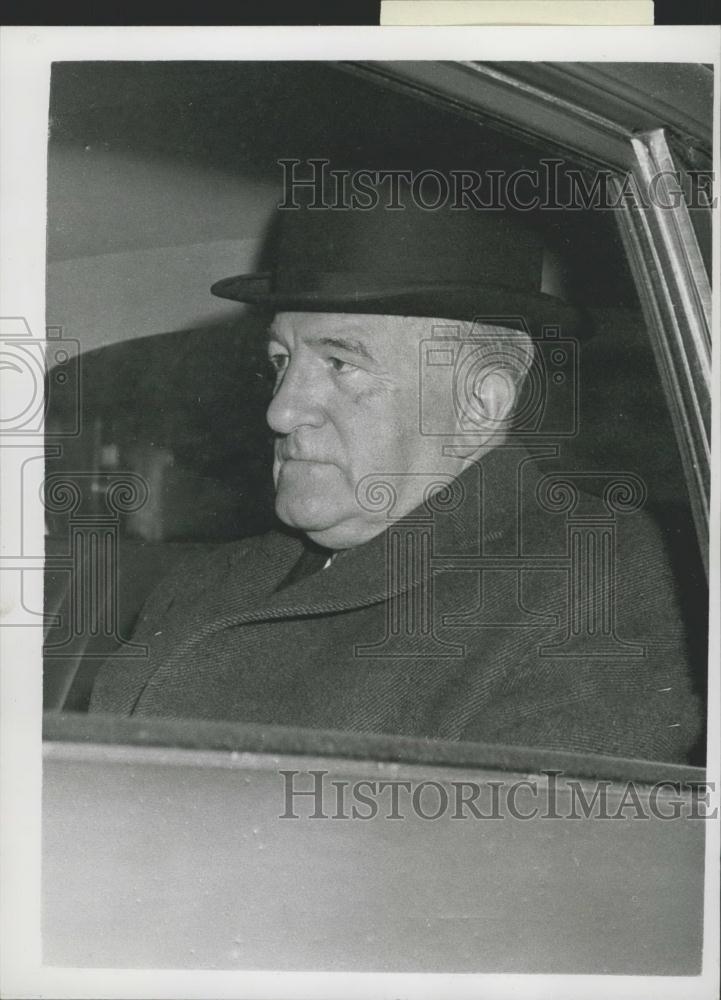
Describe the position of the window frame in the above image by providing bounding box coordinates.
[341,59,713,574]
[42,61,713,771]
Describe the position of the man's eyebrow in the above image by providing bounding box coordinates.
[313,336,378,363]
[264,329,380,365]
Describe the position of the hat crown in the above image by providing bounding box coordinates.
[211,173,576,331]
[275,193,543,292]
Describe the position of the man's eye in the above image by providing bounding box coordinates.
[328,356,356,374]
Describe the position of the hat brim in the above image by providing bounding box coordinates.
[211,273,579,335]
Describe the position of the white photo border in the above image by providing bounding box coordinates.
[1,23,719,1000]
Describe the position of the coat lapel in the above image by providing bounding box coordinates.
[169,447,531,632]
[123,446,536,714]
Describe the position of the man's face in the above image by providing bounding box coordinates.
[266,311,464,549]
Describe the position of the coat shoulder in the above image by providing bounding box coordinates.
[132,530,299,636]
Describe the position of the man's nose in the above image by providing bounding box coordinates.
[266,360,324,435]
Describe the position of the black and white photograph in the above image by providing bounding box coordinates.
[0,24,718,1000]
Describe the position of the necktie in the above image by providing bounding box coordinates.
[275,541,334,592]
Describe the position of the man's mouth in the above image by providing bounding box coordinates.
[276,443,333,465]
[278,456,334,467]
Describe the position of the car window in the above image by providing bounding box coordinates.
[44,61,710,768]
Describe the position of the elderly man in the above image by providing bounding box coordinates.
[90,192,701,762]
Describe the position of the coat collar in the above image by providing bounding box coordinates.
[210,441,541,626]
[124,443,544,715]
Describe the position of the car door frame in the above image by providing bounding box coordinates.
[340,59,713,573]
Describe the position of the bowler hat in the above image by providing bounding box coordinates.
[211,180,578,333]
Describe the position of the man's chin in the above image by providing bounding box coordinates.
[276,506,345,548]
[274,483,344,534]
[274,463,344,525]
[273,464,387,547]
[274,496,386,550]
[275,499,335,535]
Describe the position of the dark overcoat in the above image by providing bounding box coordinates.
[90,445,702,762]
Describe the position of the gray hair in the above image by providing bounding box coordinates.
[455,320,534,388]
[400,315,535,390]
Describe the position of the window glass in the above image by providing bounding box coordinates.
[45,62,708,765]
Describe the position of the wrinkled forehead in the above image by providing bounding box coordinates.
[269,311,428,338]
[266,312,471,356]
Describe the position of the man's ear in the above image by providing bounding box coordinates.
[469,367,517,431]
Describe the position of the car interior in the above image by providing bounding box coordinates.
[43,61,708,763]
